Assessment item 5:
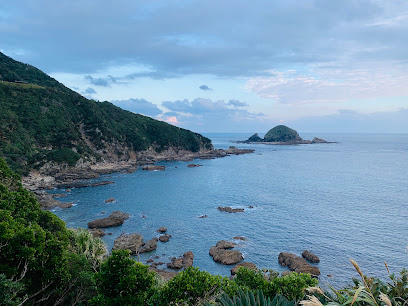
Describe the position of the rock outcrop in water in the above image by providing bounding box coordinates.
[278,252,320,276]
[302,250,320,263]
[230,262,257,275]
[87,211,130,228]
[239,125,331,145]
[218,206,245,213]
[209,240,243,265]
[113,233,159,254]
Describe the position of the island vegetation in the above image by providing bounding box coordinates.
[241,125,330,145]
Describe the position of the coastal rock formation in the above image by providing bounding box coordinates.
[112,233,143,254]
[159,234,172,242]
[139,238,159,253]
[209,240,244,265]
[87,211,130,228]
[311,137,328,144]
[233,236,246,241]
[302,250,320,263]
[167,257,183,269]
[182,251,194,268]
[187,164,203,168]
[33,190,73,209]
[157,226,167,233]
[231,262,257,275]
[218,206,245,213]
[104,197,115,203]
[142,165,166,171]
[167,251,194,270]
[239,125,330,145]
[278,252,320,276]
[88,228,106,238]
[281,271,293,277]
[216,240,237,249]
[91,181,115,187]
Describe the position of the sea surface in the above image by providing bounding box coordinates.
[52,133,408,287]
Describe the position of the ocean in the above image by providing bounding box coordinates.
[52,133,408,287]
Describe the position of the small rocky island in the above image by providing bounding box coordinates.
[239,125,332,145]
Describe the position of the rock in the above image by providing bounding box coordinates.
[142,165,166,171]
[281,271,293,277]
[52,193,67,198]
[112,233,143,254]
[278,253,320,276]
[87,211,130,228]
[167,257,183,269]
[216,240,237,249]
[233,236,246,241]
[101,211,106,214]
[247,133,263,142]
[327,274,333,278]
[157,226,167,233]
[66,189,71,192]
[154,255,160,259]
[312,137,328,144]
[209,246,244,265]
[91,181,114,187]
[159,234,171,242]
[187,164,203,168]
[58,202,74,208]
[88,228,106,238]
[105,197,115,203]
[231,262,257,275]
[302,250,320,263]
[248,205,254,209]
[56,181,91,189]
[149,267,177,281]
[198,215,208,218]
[217,206,244,213]
[139,238,158,253]
[146,259,154,263]
[33,190,72,209]
[182,251,194,268]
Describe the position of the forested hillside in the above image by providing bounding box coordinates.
[0,52,212,174]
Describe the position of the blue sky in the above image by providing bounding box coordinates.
[1,0,407,132]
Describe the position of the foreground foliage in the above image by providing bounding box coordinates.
[1,157,407,305]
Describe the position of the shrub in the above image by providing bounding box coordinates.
[149,267,240,305]
[90,250,155,305]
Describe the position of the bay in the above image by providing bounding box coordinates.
[52,133,408,287]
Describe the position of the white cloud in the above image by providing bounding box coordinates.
[246,64,408,105]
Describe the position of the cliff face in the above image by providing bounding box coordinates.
[0,52,212,174]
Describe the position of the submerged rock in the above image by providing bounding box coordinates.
[278,252,320,276]
[104,197,115,203]
[159,234,172,242]
[142,165,166,171]
[87,211,130,228]
[302,250,320,263]
[187,164,203,168]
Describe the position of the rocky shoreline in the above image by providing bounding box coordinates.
[23,146,254,209]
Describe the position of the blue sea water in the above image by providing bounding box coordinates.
[52,133,408,287]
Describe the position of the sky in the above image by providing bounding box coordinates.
[1,0,408,133]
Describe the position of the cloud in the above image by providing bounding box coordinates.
[3,0,408,79]
[110,98,163,117]
[288,108,408,133]
[246,65,408,104]
[227,99,248,107]
[84,75,117,87]
[199,85,212,91]
[82,87,96,94]
[162,98,264,117]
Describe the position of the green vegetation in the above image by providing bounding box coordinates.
[0,52,212,175]
[263,125,302,142]
[215,289,296,306]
